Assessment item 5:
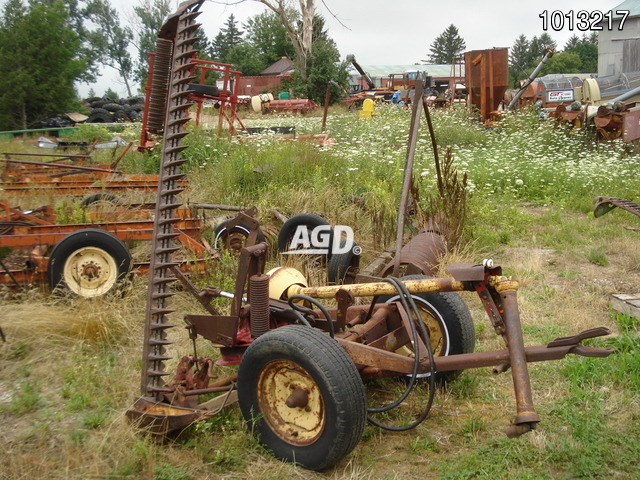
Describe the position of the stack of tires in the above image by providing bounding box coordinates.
[83,96,145,124]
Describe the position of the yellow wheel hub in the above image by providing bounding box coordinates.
[63,246,118,298]
[257,360,325,446]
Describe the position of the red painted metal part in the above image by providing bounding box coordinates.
[0,201,208,288]
[263,99,317,114]
[190,58,247,136]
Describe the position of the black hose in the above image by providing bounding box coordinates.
[367,278,420,414]
[287,294,335,338]
[366,277,437,431]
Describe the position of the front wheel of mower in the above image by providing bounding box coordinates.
[237,325,366,471]
[377,274,475,382]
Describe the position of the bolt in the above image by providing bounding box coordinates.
[82,262,101,279]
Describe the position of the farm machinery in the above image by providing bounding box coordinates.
[127,0,615,471]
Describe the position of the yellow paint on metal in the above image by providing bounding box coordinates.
[257,360,325,446]
[287,277,468,299]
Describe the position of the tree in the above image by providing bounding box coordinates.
[255,0,315,81]
[540,51,583,75]
[426,24,465,64]
[208,13,244,62]
[227,43,269,75]
[509,34,531,87]
[0,0,87,130]
[132,0,171,86]
[564,34,597,72]
[528,33,557,66]
[537,33,557,52]
[243,10,294,65]
[85,0,135,97]
[288,35,348,104]
[564,34,581,51]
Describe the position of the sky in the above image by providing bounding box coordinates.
[72,0,624,97]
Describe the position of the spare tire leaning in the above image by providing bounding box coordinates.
[327,240,360,285]
[277,213,333,263]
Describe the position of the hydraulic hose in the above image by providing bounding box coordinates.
[366,277,437,431]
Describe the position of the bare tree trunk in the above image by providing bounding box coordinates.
[256,0,315,80]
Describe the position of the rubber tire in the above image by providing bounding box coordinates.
[79,193,120,208]
[187,83,220,96]
[377,274,475,382]
[86,111,113,123]
[327,240,360,285]
[48,228,132,298]
[113,110,131,122]
[277,213,332,257]
[103,102,124,112]
[88,107,110,115]
[213,220,266,251]
[237,325,366,471]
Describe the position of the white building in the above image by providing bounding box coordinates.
[598,0,640,75]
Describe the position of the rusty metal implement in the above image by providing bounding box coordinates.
[128,1,615,471]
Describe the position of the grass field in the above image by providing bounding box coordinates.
[0,104,639,479]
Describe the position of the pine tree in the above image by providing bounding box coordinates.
[509,34,531,87]
[564,34,581,51]
[564,33,598,73]
[208,14,244,63]
[426,25,466,64]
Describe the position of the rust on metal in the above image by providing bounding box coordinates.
[257,359,325,446]
[465,48,509,121]
[124,1,617,456]
[594,196,640,219]
[249,273,270,338]
[139,0,203,400]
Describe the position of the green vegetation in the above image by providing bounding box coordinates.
[0,107,638,479]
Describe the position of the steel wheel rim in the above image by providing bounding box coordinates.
[388,296,448,357]
[257,359,325,446]
[62,246,118,297]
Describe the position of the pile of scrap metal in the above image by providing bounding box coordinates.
[506,55,640,142]
[591,101,640,141]
[343,54,398,107]
[0,150,189,196]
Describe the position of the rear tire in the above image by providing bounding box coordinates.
[377,274,475,382]
[238,326,366,470]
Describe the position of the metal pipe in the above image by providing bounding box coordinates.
[288,276,469,299]
[605,84,640,105]
[500,287,540,426]
[360,343,613,375]
[508,48,554,110]
[392,79,424,276]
